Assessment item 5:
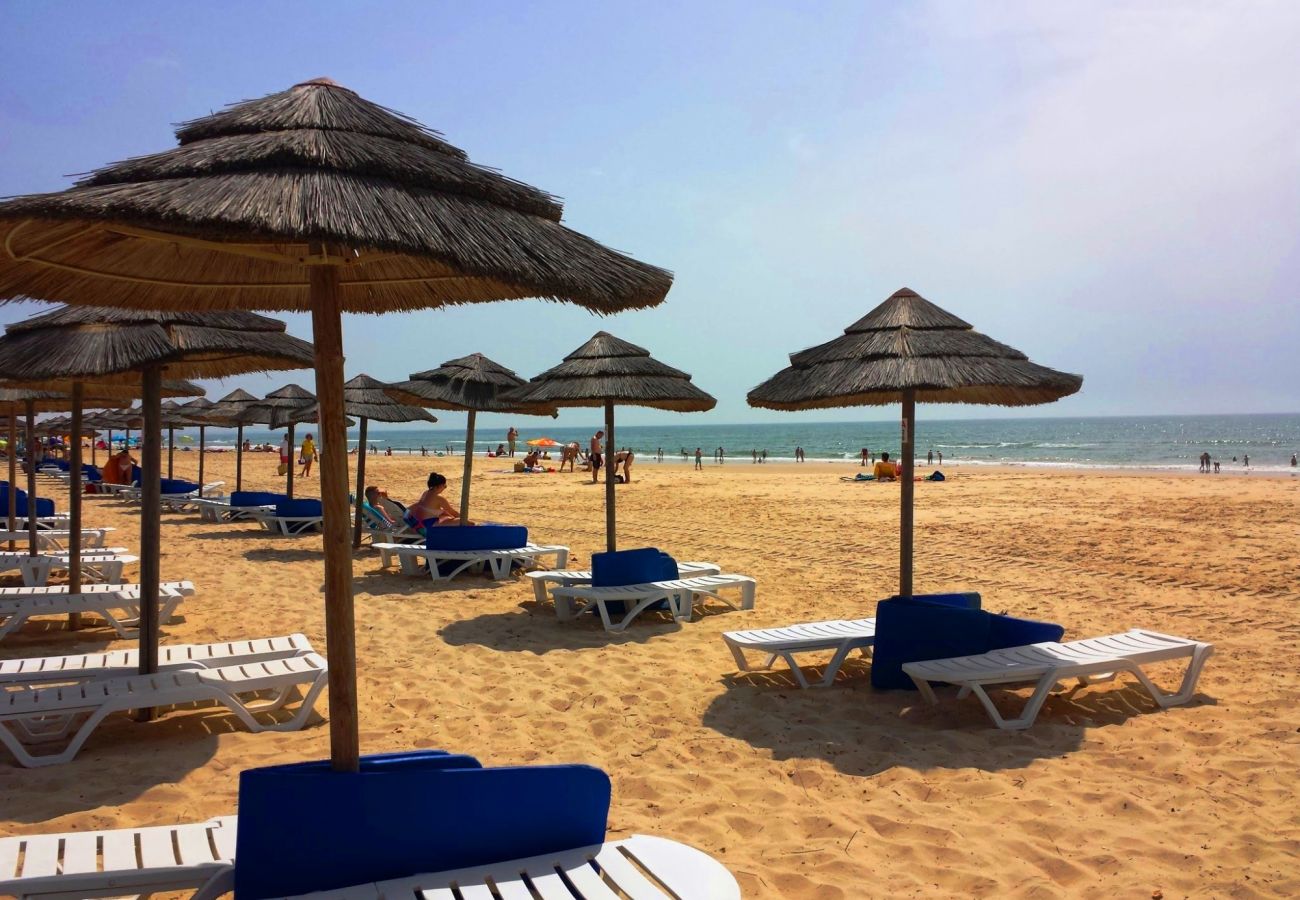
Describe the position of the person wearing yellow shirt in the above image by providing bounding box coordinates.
[298,433,317,478]
[873,451,898,482]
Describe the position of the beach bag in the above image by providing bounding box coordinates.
[277,462,288,476]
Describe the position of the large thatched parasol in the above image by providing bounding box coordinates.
[0,78,673,770]
[159,400,192,480]
[0,308,311,703]
[394,353,556,525]
[748,287,1083,597]
[279,374,435,548]
[198,389,267,491]
[506,332,715,552]
[181,397,217,494]
[1,388,74,556]
[255,384,317,500]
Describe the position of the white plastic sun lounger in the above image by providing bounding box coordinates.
[373,542,570,581]
[0,815,236,900]
[551,574,756,632]
[0,528,114,551]
[722,617,878,688]
[359,508,423,545]
[191,496,274,523]
[160,483,226,512]
[526,562,721,604]
[0,581,195,641]
[0,652,328,767]
[0,633,314,685]
[0,549,138,587]
[0,825,737,900]
[904,629,1215,730]
[286,833,740,900]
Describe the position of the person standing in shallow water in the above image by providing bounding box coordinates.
[927,449,933,465]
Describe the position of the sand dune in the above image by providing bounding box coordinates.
[0,452,1296,898]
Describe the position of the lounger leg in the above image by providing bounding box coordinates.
[909,675,940,705]
[815,643,860,688]
[0,613,28,640]
[777,652,815,689]
[968,674,1060,730]
[724,639,755,673]
[0,706,115,767]
[533,578,551,604]
[1122,646,1214,708]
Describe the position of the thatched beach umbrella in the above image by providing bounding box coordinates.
[199,389,266,491]
[506,332,716,552]
[748,287,1083,597]
[0,308,312,702]
[0,78,672,771]
[281,374,435,548]
[181,397,217,495]
[255,384,317,500]
[394,353,556,525]
[1,388,70,554]
[159,400,191,480]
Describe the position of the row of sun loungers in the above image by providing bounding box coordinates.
[0,548,137,587]
[0,527,115,551]
[0,581,194,641]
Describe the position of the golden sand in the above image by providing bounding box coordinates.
[1,451,1297,898]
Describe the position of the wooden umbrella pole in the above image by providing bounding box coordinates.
[138,366,162,699]
[310,261,360,772]
[197,425,205,497]
[167,427,175,479]
[352,416,367,548]
[459,409,475,522]
[24,401,37,558]
[236,424,244,491]
[68,382,83,630]
[899,389,916,599]
[604,400,616,552]
[7,415,16,552]
[286,422,296,499]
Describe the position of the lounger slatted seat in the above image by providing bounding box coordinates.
[0,653,329,767]
[359,508,423,545]
[374,542,570,581]
[253,512,324,536]
[289,833,739,900]
[904,629,1214,730]
[0,528,114,551]
[0,581,195,641]
[552,574,756,632]
[0,815,236,900]
[0,826,735,900]
[190,496,274,523]
[0,549,137,587]
[0,632,310,685]
[160,483,226,512]
[526,562,721,604]
[722,617,878,688]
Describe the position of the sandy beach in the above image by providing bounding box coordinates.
[1,451,1297,898]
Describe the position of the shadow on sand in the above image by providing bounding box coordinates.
[702,670,1218,777]
[438,599,688,653]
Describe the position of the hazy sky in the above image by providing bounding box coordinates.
[2,1,1296,432]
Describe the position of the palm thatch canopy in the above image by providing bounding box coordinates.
[0,306,315,388]
[282,374,436,425]
[748,288,1082,410]
[0,78,672,314]
[0,388,88,415]
[394,353,555,415]
[200,388,269,426]
[506,332,716,413]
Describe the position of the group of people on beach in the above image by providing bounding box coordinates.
[362,471,473,535]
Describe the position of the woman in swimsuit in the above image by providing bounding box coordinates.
[405,472,475,530]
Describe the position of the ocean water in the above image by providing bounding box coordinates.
[197,414,1300,474]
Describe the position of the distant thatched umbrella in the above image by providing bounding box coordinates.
[0,78,673,771]
[159,400,192,480]
[0,308,311,704]
[181,397,216,495]
[256,384,316,500]
[1,388,71,556]
[395,353,556,525]
[280,374,435,547]
[199,388,268,491]
[748,287,1083,597]
[506,333,716,551]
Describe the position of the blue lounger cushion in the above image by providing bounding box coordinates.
[0,486,56,518]
[159,478,200,495]
[591,548,680,615]
[230,491,288,508]
[236,753,609,900]
[424,523,527,551]
[274,498,323,518]
[871,592,1064,690]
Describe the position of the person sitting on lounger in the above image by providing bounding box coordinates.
[363,486,400,529]
[102,448,137,485]
[406,472,475,529]
[873,452,898,482]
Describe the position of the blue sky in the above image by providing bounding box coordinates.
[1,1,1296,432]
